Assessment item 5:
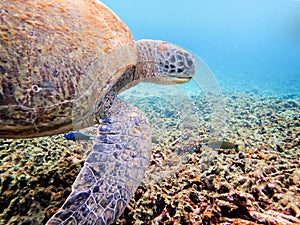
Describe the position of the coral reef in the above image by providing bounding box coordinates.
[116,93,300,225]
[0,93,299,225]
[0,136,88,224]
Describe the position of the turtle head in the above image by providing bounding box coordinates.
[136,40,196,84]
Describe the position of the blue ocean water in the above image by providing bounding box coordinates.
[102,0,300,98]
[1,2,299,224]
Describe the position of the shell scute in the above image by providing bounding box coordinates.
[0,0,136,138]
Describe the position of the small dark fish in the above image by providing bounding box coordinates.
[64,131,94,141]
[203,138,244,151]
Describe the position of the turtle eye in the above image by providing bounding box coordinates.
[183,53,194,69]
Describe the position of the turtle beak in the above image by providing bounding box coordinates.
[169,59,196,84]
[171,75,193,84]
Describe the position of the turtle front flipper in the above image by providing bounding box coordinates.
[46,97,151,225]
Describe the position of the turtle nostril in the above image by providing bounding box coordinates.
[184,53,194,69]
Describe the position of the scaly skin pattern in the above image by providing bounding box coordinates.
[45,40,196,224]
[46,95,151,225]
[0,0,134,138]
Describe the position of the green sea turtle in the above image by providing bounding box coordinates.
[0,0,196,224]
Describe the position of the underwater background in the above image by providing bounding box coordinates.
[1,1,300,225]
[102,0,300,98]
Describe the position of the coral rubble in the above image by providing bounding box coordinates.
[0,93,299,225]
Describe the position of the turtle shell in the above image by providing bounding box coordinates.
[0,0,137,138]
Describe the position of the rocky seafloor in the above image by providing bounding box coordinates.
[0,92,299,225]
